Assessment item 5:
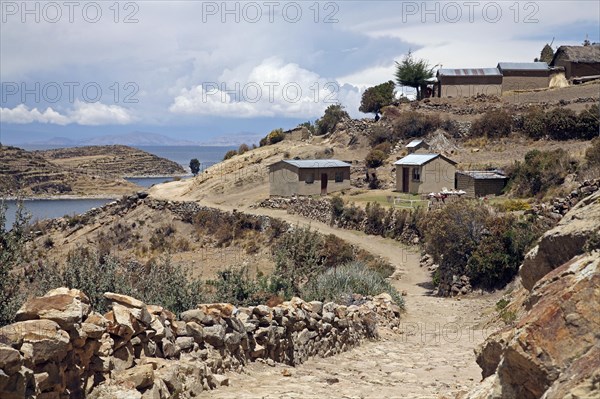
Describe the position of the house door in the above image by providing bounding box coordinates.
[321,173,328,195]
[402,167,409,193]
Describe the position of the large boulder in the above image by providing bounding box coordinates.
[520,190,600,291]
[467,252,600,399]
[15,288,91,330]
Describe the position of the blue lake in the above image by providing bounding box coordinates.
[2,199,112,229]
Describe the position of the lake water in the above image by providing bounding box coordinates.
[2,199,113,230]
[3,145,235,228]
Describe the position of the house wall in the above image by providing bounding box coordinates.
[296,167,351,196]
[396,158,456,194]
[456,174,476,197]
[553,56,600,79]
[270,164,351,196]
[439,83,503,98]
[502,76,549,92]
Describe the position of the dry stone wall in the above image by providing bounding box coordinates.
[0,289,401,399]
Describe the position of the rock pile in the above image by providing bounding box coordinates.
[258,196,333,225]
[529,178,600,219]
[1,289,401,398]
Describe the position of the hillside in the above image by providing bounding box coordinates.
[36,145,187,178]
[0,145,139,197]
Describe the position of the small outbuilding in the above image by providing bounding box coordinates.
[405,140,430,154]
[268,159,351,197]
[497,62,550,91]
[394,153,457,194]
[436,68,503,98]
[550,45,600,80]
[456,171,507,197]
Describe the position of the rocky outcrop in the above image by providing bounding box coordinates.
[0,290,401,398]
[464,253,600,399]
[520,190,600,291]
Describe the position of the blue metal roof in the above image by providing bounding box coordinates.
[437,68,501,77]
[497,62,549,71]
[394,153,439,166]
[280,159,351,168]
[458,171,507,179]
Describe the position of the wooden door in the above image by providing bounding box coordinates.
[402,167,409,193]
[321,173,328,195]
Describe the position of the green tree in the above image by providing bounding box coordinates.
[359,81,396,119]
[189,158,200,176]
[315,104,349,136]
[538,43,554,63]
[395,51,436,100]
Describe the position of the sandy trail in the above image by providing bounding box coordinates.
[148,189,497,398]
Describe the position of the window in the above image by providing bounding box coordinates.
[306,173,314,184]
[412,167,421,182]
[335,171,343,182]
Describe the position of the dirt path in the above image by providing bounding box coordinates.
[148,190,498,398]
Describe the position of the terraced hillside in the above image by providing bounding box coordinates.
[0,145,139,197]
[37,145,187,178]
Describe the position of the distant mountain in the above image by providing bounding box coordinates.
[85,132,198,146]
[28,136,79,146]
[199,131,263,146]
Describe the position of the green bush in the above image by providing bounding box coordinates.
[507,149,576,197]
[521,108,547,139]
[368,125,395,146]
[223,149,238,160]
[315,104,349,136]
[207,266,267,306]
[365,149,386,168]
[364,202,385,235]
[470,109,512,138]
[545,108,578,140]
[420,201,490,289]
[392,111,440,139]
[304,261,404,307]
[577,104,599,140]
[238,143,250,155]
[0,201,30,326]
[585,137,600,167]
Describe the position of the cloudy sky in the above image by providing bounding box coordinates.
[1,0,599,145]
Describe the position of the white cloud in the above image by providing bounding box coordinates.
[170,57,362,119]
[0,101,134,126]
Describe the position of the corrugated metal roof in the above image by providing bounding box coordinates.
[394,153,439,166]
[458,171,507,179]
[280,159,351,168]
[406,140,424,148]
[497,62,549,71]
[437,68,501,77]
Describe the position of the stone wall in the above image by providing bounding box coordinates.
[0,289,401,399]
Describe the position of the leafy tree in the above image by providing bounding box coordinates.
[315,104,349,136]
[536,43,554,63]
[395,51,436,100]
[189,158,200,176]
[359,81,396,119]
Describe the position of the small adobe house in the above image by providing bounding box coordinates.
[436,68,503,98]
[497,62,550,91]
[405,140,430,154]
[456,171,507,197]
[268,159,351,196]
[394,153,457,194]
[551,45,600,80]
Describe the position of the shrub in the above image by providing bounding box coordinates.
[470,109,512,138]
[273,226,323,296]
[521,108,547,139]
[507,149,576,197]
[577,104,599,140]
[496,199,531,212]
[223,149,237,160]
[368,125,395,146]
[545,108,578,140]
[319,234,355,270]
[0,201,30,325]
[298,121,316,136]
[373,141,392,154]
[420,201,490,290]
[365,149,386,168]
[364,202,386,235]
[585,137,600,167]
[189,158,200,176]
[304,261,404,307]
[207,266,263,306]
[330,196,345,221]
[315,104,349,136]
[392,111,440,139]
[238,143,250,155]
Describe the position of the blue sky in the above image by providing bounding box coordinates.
[1,0,599,145]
